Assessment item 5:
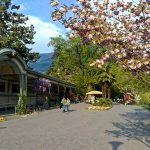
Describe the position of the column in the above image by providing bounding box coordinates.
[19,74,27,96]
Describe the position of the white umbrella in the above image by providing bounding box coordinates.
[86,91,102,95]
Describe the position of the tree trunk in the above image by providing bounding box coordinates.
[102,82,111,98]
[102,82,107,98]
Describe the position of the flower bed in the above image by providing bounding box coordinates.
[86,98,113,110]
[87,106,112,110]
[0,117,6,121]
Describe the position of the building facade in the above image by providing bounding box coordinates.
[0,48,76,109]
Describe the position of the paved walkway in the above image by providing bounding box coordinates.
[0,103,150,150]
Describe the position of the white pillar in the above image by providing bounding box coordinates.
[19,74,27,96]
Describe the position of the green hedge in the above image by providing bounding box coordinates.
[139,92,150,105]
[93,98,112,107]
[139,92,150,110]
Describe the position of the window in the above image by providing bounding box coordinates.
[0,82,5,92]
[27,84,35,94]
[12,84,19,93]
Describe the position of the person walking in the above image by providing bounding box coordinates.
[66,98,71,112]
[61,97,67,112]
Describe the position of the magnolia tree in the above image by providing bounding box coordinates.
[50,0,150,76]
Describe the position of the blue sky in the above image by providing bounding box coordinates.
[11,0,134,53]
[11,0,75,53]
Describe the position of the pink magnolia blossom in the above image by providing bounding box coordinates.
[60,7,67,13]
[88,15,95,21]
[137,63,142,68]
[144,61,149,65]
[72,7,78,13]
[98,64,102,68]
[68,33,75,39]
[114,49,120,53]
[50,0,150,74]
[88,34,93,39]
[50,0,59,7]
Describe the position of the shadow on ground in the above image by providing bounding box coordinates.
[0,127,7,129]
[68,109,76,112]
[109,141,124,150]
[106,108,150,148]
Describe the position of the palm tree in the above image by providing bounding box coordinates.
[99,65,116,98]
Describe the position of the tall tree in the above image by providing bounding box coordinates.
[49,36,149,98]
[98,64,115,98]
[48,36,104,94]
[0,0,39,62]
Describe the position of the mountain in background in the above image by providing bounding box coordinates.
[28,53,53,73]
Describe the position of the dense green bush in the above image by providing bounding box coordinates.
[16,94,26,115]
[139,92,150,105]
[110,85,123,99]
[93,98,112,107]
[134,94,141,104]
[138,92,150,110]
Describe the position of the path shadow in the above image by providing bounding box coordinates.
[106,108,150,148]
[68,109,76,112]
[0,127,7,129]
[109,141,123,150]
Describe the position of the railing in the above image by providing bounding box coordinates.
[0,95,18,108]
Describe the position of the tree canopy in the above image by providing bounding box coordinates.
[0,0,39,62]
[48,36,105,93]
[50,0,150,77]
[48,36,150,97]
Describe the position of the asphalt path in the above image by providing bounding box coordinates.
[0,103,150,150]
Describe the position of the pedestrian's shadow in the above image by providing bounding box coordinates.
[109,141,123,150]
[68,109,76,112]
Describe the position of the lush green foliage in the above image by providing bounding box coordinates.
[109,64,150,98]
[16,94,26,115]
[48,36,105,94]
[99,64,115,98]
[48,36,150,101]
[139,92,150,105]
[50,0,150,108]
[0,0,39,62]
[93,98,112,107]
[139,92,150,110]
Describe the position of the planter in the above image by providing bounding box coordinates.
[86,106,112,110]
[0,117,6,121]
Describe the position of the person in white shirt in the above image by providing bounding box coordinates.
[66,98,71,112]
[91,96,95,104]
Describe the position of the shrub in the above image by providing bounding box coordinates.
[134,94,141,105]
[16,94,26,115]
[93,98,112,107]
[139,92,150,110]
[139,92,150,105]
[110,85,122,99]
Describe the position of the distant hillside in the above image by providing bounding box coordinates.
[28,53,53,73]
